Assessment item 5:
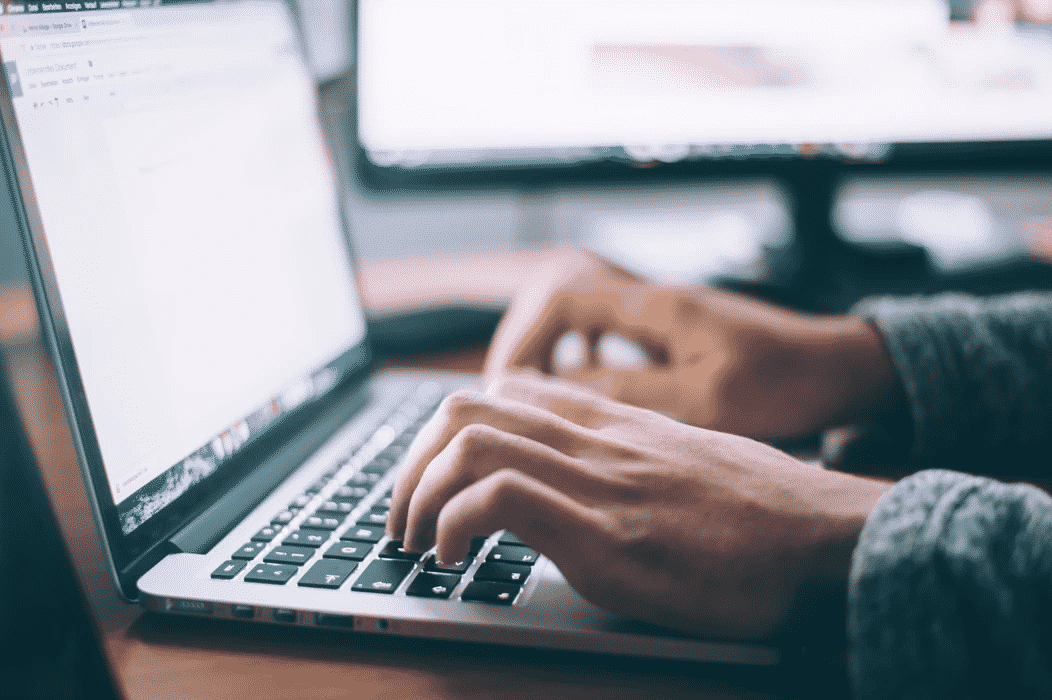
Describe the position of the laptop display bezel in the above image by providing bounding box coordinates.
[0,0,377,596]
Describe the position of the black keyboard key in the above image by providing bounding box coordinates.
[211,560,247,579]
[303,515,343,531]
[461,581,520,605]
[375,496,392,509]
[333,485,369,501]
[423,554,470,574]
[251,526,280,542]
[244,563,297,585]
[361,460,391,475]
[298,559,357,589]
[316,500,354,515]
[323,541,372,561]
[486,545,538,565]
[390,433,415,449]
[272,510,296,526]
[377,541,424,561]
[406,572,460,599]
[264,545,315,566]
[357,510,389,526]
[283,529,329,548]
[304,478,329,495]
[351,559,414,594]
[232,541,266,560]
[341,524,385,543]
[346,471,381,486]
[469,537,488,555]
[498,531,525,546]
[474,562,531,584]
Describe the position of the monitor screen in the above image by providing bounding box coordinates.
[0,0,368,534]
[357,0,1052,172]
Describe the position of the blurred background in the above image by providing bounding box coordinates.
[3,0,1052,302]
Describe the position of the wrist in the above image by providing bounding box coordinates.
[816,315,905,427]
[779,473,891,649]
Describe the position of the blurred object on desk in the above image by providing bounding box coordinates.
[562,181,788,285]
[836,175,1052,270]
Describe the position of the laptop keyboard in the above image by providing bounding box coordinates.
[210,383,540,607]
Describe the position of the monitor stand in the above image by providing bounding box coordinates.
[719,160,1052,314]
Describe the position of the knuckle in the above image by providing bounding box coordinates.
[605,513,652,550]
[439,389,485,421]
[479,468,525,512]
[485,374,518,397]
[455,422,501,456]
[488,371,542,398]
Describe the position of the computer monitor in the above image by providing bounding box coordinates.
[353,0,1052,190]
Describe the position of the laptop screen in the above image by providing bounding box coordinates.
[0,0,368,535]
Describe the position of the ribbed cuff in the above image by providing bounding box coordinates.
[848,469,1052,700]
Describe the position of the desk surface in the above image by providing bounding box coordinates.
[0,251,795,700]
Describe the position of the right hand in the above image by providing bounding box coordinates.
[485,250,902,441]
[387,373,892,641]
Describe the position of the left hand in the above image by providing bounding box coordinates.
[387,373,890,640]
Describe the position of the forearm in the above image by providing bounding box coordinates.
[857,293,1052,472]
[848,469,1052,700]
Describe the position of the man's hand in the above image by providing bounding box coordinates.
[387,373,891,640]
[485,250,902,441]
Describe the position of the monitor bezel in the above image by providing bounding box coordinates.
[350,0,1052,193]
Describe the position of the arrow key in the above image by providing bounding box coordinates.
[461,581,521,605]
[298,559,357,589]
[244,563,297,585]
[405,571,460,599]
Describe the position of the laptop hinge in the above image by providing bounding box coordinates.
[165,381,373,555]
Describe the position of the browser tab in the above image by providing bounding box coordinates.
[98,0,119,7]
[41,2,63,11]
[83,0,97,8]
[26,3,41,12]
[7,4,27,13]
[120,0,138,8]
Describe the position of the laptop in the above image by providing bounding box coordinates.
[0,0,777,665]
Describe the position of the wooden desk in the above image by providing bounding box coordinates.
[0,252,792,700]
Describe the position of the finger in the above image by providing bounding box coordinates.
[485,301,569,379]
[1019,0,1052,22]
[487,371,678,428]
[386,390,601,541]
[484,261,580,379]
[486,261,668,382]
[402,423,621,551]
[432,468,609,576]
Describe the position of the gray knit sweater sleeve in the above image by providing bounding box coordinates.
[849,470,1052,700]
[858,293,1052,470]
[845,293,1052,699]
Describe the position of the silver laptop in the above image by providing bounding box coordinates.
[0,0,777,665]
